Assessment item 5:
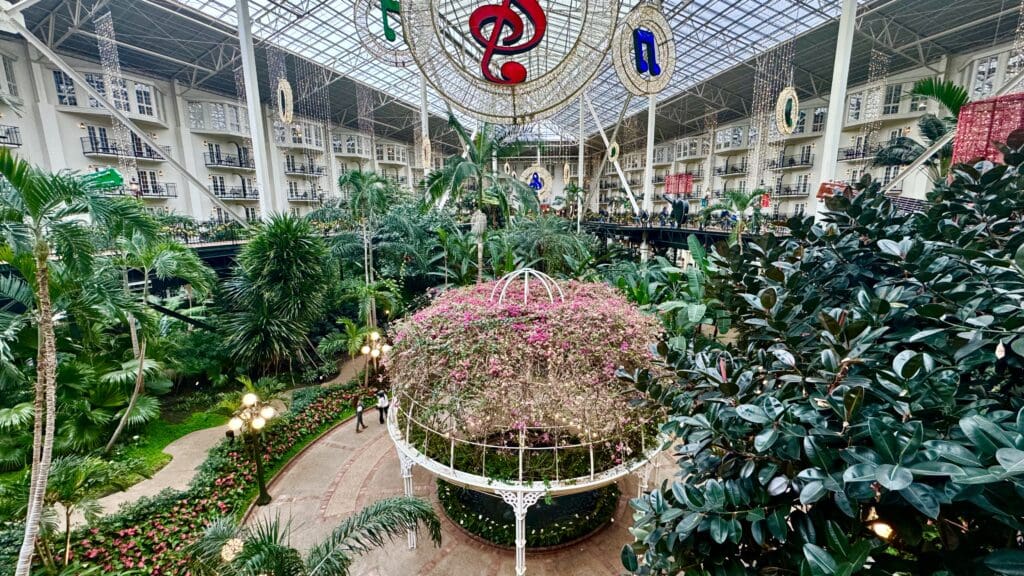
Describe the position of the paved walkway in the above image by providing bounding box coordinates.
[247,417,676,576]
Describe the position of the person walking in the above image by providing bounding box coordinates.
[376,389,390,424]
[355,400,367,433]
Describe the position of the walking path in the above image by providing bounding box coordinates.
[62,358,366,529]
[247,416,676,576]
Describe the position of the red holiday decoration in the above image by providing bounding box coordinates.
[952,93,1024,165]
[664,173,693,195]
[469,0,547,85]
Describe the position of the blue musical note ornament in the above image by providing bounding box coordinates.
[632,28,661,76]
[528,172,544,191]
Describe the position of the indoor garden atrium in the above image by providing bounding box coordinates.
[1,0,1024,574]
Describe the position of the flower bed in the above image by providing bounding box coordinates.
[3,383,369,575]
[387,279,665,483]
[437,479,619,548]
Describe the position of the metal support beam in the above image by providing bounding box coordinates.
[577,98,584,233]
[585,93,640,215]
[0,8,249,225]
[818,0,857,189]
[235,0,273,220]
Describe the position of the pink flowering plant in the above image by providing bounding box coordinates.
[386,279,665,481]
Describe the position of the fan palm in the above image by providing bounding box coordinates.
[0,148,155,576]
[424,115,537,224]
[511,215,592,277]
[873,78,969,181]
[222,213,330,373]
[702,189,762,254]
[102,232,215,453]
[187,496,441,576]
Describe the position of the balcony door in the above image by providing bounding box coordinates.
[87,126,109,150]
[137,170,157,195]
[208,142,222,163]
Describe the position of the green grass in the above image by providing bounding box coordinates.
[117,410,228,476]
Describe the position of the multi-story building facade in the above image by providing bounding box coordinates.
[0,37,416,222]
[592,41,1023,220]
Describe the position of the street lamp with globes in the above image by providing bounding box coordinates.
[227,392,277,505]
[360,330,392,388]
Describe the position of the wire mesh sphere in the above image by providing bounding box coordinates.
[354,0,415,67]
[612,2,676,97]
[385,278,666,488]
[402,0,618,124]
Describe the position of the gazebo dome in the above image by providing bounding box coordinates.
[385,270,665,494]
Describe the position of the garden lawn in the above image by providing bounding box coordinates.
[118,411,228,477]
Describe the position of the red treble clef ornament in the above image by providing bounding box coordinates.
[468,0,547,85]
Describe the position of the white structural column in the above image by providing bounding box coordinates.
[420,75,430,169]
[235,0,273,220]
[398,450,417,549]
[577,98,585,233]
[641,95,657,261]
[818,0,858,188]
[497,490,544,576]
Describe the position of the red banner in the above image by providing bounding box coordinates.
[665,173,693,195]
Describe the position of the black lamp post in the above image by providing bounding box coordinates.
[227,392,277,505]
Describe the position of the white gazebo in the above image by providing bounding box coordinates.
[385,270,667,576]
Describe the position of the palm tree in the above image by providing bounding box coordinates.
[703,189,762,254]
[0,149,154,576]
[511,215,593,277]
[187,496,441,576]
[338,170,394,223]
[873,78,969,181]
[317,318,373,373]
[103,232,215,453]
[424,115,537,224]
[222,214,330,373]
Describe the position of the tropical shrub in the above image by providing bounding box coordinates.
[437,480,619,548]
[623,152,1024,575]
[0,382,369,575]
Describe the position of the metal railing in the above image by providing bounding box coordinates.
[204,153,254,169]
[0,125,21,147]
[287,190,324,202]
[769,154,815,170]
[715,163,748,176]
[105,182,177,198]
[213,186,260,200]
[81,137,169,160]
[837,146,879,161]
[284,163,326,176]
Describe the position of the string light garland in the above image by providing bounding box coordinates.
[94,12,138,182]
[859,49,890,167]
[748,39,793,194]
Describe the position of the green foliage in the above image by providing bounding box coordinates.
[186,497,440,576]
[221,214,331,372]
[437,480,619,548]
[624,150,1024,575]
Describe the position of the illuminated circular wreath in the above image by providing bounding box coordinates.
[608,140,621,163]
[612,3,676,96]
[563,161,571,183]
[521,164,553,202]
[775,86,800,135]
[276,78,294,124]
[421,137,433,172]
[403,0,618,124]
[354,0,414,67]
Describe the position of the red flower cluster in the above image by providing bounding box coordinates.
[69,386,367,574]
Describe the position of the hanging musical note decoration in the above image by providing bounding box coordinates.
[521,164,553,201]
[613,3,675,96]
[355,0,414,67]
[469,0,547,84]
[775,86,800,135]
[402,0,618,124]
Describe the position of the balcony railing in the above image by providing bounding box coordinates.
[684,168,704,179]
[81,138,169,160]
[106,182,177,198]
[284,163,326,176]
[288,190,324,202]
[214,186,260,200]
[0,125,21,147]
[769,154,815,170]
[205,153,254,170]
[715,163,748,176]
[838,146,880,162]
[774,186,809,197]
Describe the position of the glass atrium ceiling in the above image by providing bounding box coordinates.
[175,0,852,136]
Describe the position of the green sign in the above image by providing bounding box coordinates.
[84,168,124,190]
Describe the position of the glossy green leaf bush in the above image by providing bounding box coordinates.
[624,148,1024,575]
